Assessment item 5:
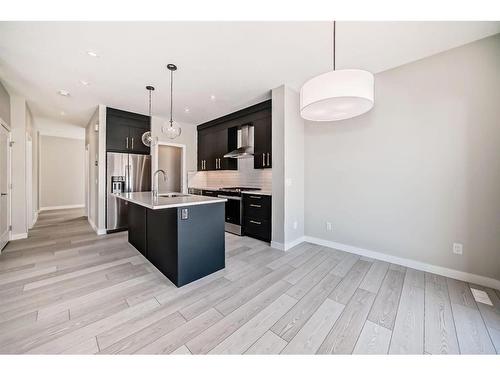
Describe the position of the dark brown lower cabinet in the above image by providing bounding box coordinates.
[242,194,272,242]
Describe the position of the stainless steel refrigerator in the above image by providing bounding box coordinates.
[106,152,151,232]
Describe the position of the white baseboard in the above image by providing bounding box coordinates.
[304,236,500,290]
[270,241,284,251]
[40,204,85,212]
[29,211,39,229]
[87,217,106,236]
[271,236,307,252]
[11,233,28,241]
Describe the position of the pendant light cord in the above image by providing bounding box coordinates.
[333,20,336,71]
[148,90,152,117]
[169,69,174,127]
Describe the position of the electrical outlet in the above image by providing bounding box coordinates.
[326,222,333,232]
[293,221,298,230]
[453,242,463,255]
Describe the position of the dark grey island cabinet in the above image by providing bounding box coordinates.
[120,193,226,287]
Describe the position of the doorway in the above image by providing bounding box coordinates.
[0,122,11,251]
[151,142,187,194]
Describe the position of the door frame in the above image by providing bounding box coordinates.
[26,135,33,229]
[0,118,12,250]
[85,144,90,218]
[151,141,187,194]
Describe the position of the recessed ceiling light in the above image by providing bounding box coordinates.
[210,95,216,101]
[184,108,190,113]
[80,80,89,86]
[57,89,70,97]
[87,51,98,57]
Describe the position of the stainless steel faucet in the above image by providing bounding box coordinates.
[152,169,167,199]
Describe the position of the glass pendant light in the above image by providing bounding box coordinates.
[162,63,182,139]
[142,85,157,147]
[300,21,374,121]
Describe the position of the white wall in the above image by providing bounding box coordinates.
[39,135,85,209]
[151,115,196,194]
[25,106,36,227]
[151,116,197,171]
[304,34,500,281]
[85,107,101,233]
[271,85,305,250]
[35,117,85,139]
[10,96,27,238]
[0,80,9,125]
[271,86,285,246]
[35,117,85,215]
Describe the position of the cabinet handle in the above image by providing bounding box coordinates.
[249,196,261,199]
[262,154,265,167]
[266,153,270,166]
[126,137,129,149]
[131,137,134,149]
[250,220,262,225]
[250,204,261,208]
[203,160,206,170]
[216,158,219,169]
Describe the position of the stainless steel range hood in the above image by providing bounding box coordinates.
[223,124,254,159]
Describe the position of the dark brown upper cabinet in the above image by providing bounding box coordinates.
[197,127,237,171]
[253,116,272,169]
[106,107,151,154]
[196,100,272,171]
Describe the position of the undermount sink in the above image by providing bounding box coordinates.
[158,193,189,198]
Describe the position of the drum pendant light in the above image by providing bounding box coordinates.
[162,63,182,139]
[300,21,374,122]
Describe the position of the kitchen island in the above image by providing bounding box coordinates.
[115,192,227,287]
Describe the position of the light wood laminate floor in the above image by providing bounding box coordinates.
[0,209,499,354]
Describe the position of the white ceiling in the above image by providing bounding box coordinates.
[0,21,498,126]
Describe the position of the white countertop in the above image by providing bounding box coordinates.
[114,192,227,210]
[189,186,272,196]
[241,190,272,196]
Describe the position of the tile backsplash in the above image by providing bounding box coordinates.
[188,158,272,191]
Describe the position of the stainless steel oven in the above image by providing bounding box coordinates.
[217,194,242,235]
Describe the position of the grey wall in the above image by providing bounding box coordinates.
[0,81,10,124]
[271,85,305,249]
[304,34,500,280]
[283,86,305,246]
[271,86,285,245]
[40,135,85,208]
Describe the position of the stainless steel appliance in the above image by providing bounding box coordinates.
[106,152,151,232]
[223,124,254,159]
[193,187,261,236]
[218,187,261,235]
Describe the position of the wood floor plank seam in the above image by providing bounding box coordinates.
[2,208,498,355]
